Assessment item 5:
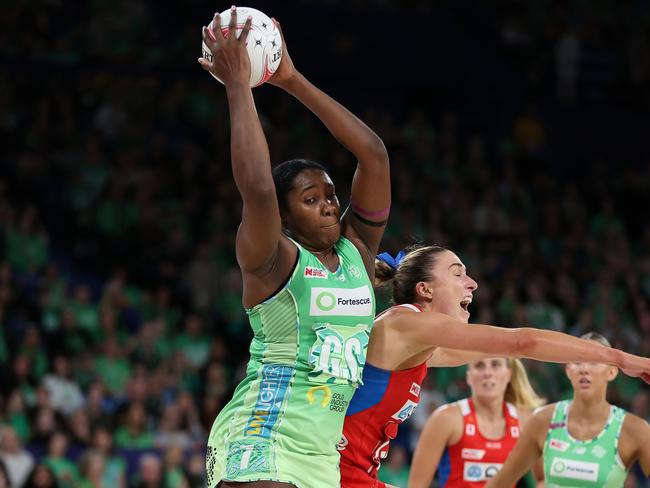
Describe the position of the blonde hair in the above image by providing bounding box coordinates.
[504,358,545,410]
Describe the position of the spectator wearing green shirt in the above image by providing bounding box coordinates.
[94,337,132,396]
[5,206,49,273]
[43,431,78,488]
[54,309,89,357]
[114,402,153,449]
[92,426,126,488]
[174,314,210,371]
[38,264,68,335]
[76,450,106,488]
[163,446,189,488]
[96,183,138,237]
[524,281,566,331]
[69,284,100,342]
[5,390,31,442]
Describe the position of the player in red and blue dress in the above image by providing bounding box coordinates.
[339,247,650,488]
[434,397,521,487]
[339,304,428,488]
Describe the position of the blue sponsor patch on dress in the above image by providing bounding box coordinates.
[244,365,293,438]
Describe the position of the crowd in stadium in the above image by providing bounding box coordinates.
[1,0,649,487]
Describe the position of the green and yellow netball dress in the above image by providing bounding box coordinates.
[543,400,628,488]
[206,237,375,488]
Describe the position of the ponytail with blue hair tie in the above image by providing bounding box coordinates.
[376,250,406,271]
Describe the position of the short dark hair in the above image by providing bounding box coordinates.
[271,159,328,212]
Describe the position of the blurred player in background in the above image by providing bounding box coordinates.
[409,357,542,487]
[486,332,650,488]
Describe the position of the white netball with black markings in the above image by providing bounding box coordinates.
[201,6,283,87]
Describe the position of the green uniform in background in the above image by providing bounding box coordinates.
[543,400,628,487]
[207,237,375,488]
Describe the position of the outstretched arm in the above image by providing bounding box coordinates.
[269,20,390,262]
[427,347,489,367]
[391,311,650,383]
[199,11,296,297]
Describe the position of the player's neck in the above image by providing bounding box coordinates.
[418,301,435,313]
[473,395,503,422]
[309,247,339,272]
[569,396,610,424]
[308,246,337,259]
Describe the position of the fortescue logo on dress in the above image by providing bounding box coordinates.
[309,286,373,316]
[551,458,599,482]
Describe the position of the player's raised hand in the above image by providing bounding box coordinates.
[619,353,650,384]
[199,6,252,87]
[268,18,297,89]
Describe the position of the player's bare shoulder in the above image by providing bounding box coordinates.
[374,304,420,331]
[620,412,650,445]
[524,403,556,437]
[432,401,462,420]
[615,411,650,470]
[530,403,555,422]
[426,401,464,442]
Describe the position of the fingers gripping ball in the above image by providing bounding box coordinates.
[202,6,282,87]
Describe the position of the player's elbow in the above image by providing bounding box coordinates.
[373,140,390,167]
[363,135,389,166]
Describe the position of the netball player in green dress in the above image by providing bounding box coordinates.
[199,9,390,488]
